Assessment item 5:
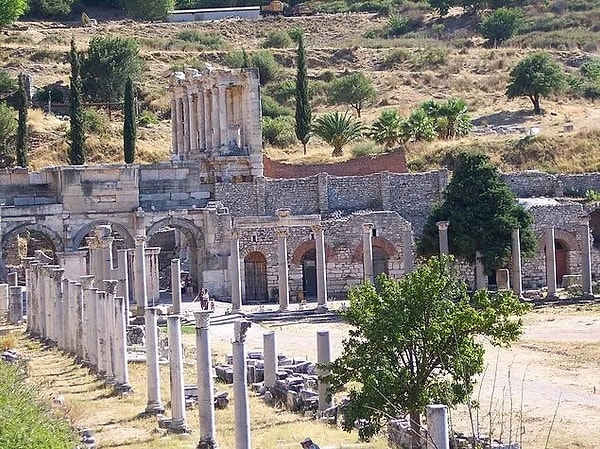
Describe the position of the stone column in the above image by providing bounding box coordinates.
[23,258,37,332]
[144,307,165,415]
[167,315,190,433]
[7,271,17,286]
[171,259,182,314]
[204,89,213,150]
[218,85,228,148]
[99,229,114,282]
[113,297,131,393]
[145,247,161,307]
[313,225,328,308]
[197,88,205,150]
[436,221,450,255]
[0,284,9,321]
[61,278,71,352]
[230,230,242,313]
[51,268,65,345]
[176,96,184,155]
[263,331,277,390]
[317,330,333,411]
[402,228,414,274]
[496,269,510,290]
[104,280,119,385]
[233,319,252,449]
[171,96,178,155]
[117,249,130,316]
[41,265,53,340]
[134,235,148,317]
[183,91,191,156]
[544,227,558,299]
[211,87,220,149]
[86,233,104,282]
[80,275,96,366]
[427,405,450,449]
[511,228,523,298]
[195,311,219,448]
[276,228,289,311]
[362,223,374,283]
[96,290,108,376]
[580,216,594,298]
[8,286,23,325]
[475,250,486,290]
[74,282,85,360]
[188,94,198,156]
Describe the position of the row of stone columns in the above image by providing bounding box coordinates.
[435,219,595,296]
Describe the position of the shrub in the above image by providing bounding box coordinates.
[175,29,223,50]
[123,0,174,20]
[261,30,292,49]
[138,110,158,127]
[251,50,281,86]
[26,0,76,18]
[351,140,384,157]
[261,94,293,118]
[223,50,246,68]
[35,84,66,103]
[0,102,16,156]
[0,70,15,95]
[262,116,296,148]
[387,14,410,36]
[480,8,523,46]
[83,108,110,136]
[264,79,296,105]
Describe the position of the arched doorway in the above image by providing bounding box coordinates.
[301,249,317,300]
[555,240,567,286]
[373,246,389,278]
[244,251,268,303]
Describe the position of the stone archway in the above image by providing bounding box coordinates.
[146,217,206,293]
[2,223,64,267]
[72,220,135,250]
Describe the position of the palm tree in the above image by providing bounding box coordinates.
[313,111,364,157]
[438,97,472,139]
[369,109,406,150]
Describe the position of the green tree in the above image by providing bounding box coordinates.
[506,52,566,115]
[480,7,523,46]
[419,98,473,139]
[326,256,529,446]
[82,36,143,103]
[16,74,28,167]
[312,111,363,157]
[123,76,136,164]
[0,0,27,27]
[293,30,311,155]
[69,38,86,165]
[402,107,436,142]
[328,72,376,118]
[0,102,16,165]
[27,0,76,18]
[418,151,537,271]
[123,0,174,20]
[369,109,405,150]
[250,50,281,86]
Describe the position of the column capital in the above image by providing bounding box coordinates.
[103,280,119,296]
[50,268,65,281]
[230,229,241,240]
[275,227,288,238]
[234,319,251,343]
[436,220,450,231]
[22,257,37,268]
[85,235,102,250]
[581,214,591,226]
[135,234,146,245]
[311,224,324,234]
[80,275,95,289]
[362,223,374,233]
[194,310,213,328]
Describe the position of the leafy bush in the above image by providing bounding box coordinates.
[26,0,76,18]
[123,0,174,20]
[30,49,64,63]
[35,85,66,103]
[251,50,281,86]
[223,50,246,68]
[175,29,223,49]
[387,14,411,36]
[138,110,158,127]
[0,362,76,448]
[261,30,292,49]
[480,7,523,46]
[262,116,296,148]
[0,71,15,95]
[264,79,296,105]
[0,102,16,156]
[83,108,110,136]
[351,140,384,157]
[261,94,293,118]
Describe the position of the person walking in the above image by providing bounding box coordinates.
[300,437,320,449]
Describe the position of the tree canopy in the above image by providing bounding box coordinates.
[327,72,376,118]
[293,29,311,155]
[312,111,363,157]
[82,36,143,103]
[326,256,529,445]
[506,52,565,115]
[123,0,174,20]
[0,0,27,27]
[418,151,537,272]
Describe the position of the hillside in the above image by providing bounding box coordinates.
[1,1,599,172]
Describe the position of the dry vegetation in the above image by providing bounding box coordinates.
[1,5,599,172]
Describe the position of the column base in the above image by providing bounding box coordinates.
[581,292,595,300]
[167,419,191,435]
[115,382,132,394]
[143,401,165,416]
[105,375,117,386]
[197,437,219,449]
[545,293,560,301]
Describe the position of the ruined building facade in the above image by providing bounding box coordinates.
[2,67,600,304]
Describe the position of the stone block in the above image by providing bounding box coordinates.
[170,192,190,201]
[150,193,171,201]
[191,191,211,200]
[13,196,36,206]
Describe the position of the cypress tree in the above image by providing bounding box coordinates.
[293,30,311,155]
[123,76,136,164]
[16,73,28,167]
[69,37,85,165]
